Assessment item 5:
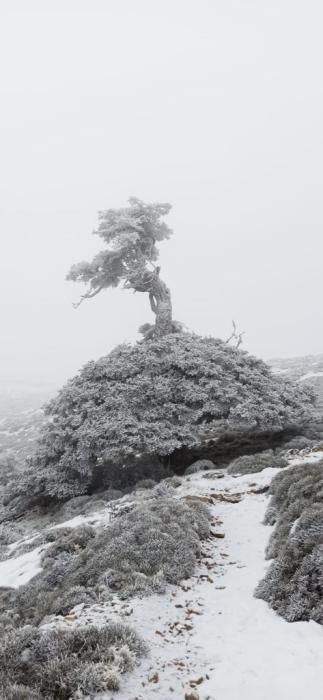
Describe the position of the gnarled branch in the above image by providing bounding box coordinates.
[73,285,104,309]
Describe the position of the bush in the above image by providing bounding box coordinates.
[7,333,313,506]
[227,450,288,475]
[0,522,26,546]
[0,622,147,699]
[0,495,210,627]
[134,478,157,490]
[255,460,323,623]
[184,459,215,475]
[279,436,315,452]
[256,505,323,623]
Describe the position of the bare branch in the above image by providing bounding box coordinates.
[149,292,158,313]
[73,285,104,309]
[225,320,245,349]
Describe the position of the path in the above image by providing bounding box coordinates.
[112,463,323,700]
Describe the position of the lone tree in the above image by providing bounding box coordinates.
[4,197,315,510]
[67,198,174,337]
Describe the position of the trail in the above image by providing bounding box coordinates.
[112,459,323,700]
[2,453,323,699]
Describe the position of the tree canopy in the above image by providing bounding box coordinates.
[67,198,175,336]
[10,333,313,505]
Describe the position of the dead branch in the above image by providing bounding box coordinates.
[225,320,245,349]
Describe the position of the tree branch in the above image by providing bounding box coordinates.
[225,320,245,348]
[73,285,104,309]
[149,292,158,313]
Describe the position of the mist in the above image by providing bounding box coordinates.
[0,0,322,384]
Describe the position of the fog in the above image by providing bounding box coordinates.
[0,0,322,384]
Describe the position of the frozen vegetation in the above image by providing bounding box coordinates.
[1,199,323,698]
[255,458,323,623]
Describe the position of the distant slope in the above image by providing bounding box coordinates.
[269,354,323,411]
[0,382,57,466]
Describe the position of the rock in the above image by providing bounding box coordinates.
[203,470,225,479]
[209,492,242,503]
[210,531,225,538]
[184,495,215,504]
[185,691,200,700]
[248,485,269,494]
[189,676,204,686]
[148,672,159,684]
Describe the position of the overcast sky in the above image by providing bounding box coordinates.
[0,0,322,384]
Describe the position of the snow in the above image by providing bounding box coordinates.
[50,508,111,531]
[0,544,48,588]
[298,371,323,381]
[8,534,39,553]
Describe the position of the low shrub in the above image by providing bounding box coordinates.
[184,459,215,475]
[256,505,323,622]
[279,436,315,452]
[255,460,323,623]
[227,450,288,475]
[0,622,147,699]
[133,478,157,490]
[0,522,27,546]
[0,495,210,627]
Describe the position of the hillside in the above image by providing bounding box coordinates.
[0,447,323,699]
[269,354,323,410]
[0,382,55,466]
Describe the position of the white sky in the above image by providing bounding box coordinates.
[0,0,322,383]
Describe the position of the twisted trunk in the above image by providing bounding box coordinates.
[126,266,173,336]
[149,276,173,336]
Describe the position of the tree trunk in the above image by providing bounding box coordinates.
[149,277,173,336]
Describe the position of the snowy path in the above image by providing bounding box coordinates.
[2,454,323,699]
[110,464,323,700]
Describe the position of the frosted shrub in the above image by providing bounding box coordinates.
[7,332,313,508]
[0,496,210,627]
[227,451,288,475]
[255,461,323,623]
[185,459,216,475]
[256,506,323,622]
[134,478,157,490]
[0,622,146,699]
[280,435,315,451]
[263,461,323,540]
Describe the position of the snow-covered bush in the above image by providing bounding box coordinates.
[263,461,323,531]
[255,461,323,622]
[0,622,147,699]
[7,333,313,508]
[184,459,216,475]
[227,450,288,475]
[278,435,315,452]
[256,505,323,622]
[134,478,157,490]
[0,495,210,627]
[0,522,25,546]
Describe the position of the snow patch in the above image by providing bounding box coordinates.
[298,371,323,381]
[0,545,48,588]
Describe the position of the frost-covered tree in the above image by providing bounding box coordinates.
[67,198,174,337]
[3,197,315,510]
[7,334,314,506]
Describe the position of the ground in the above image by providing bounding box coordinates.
[1,449,323,700]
